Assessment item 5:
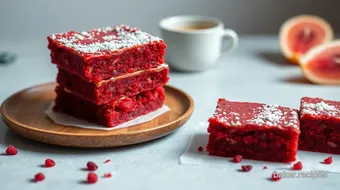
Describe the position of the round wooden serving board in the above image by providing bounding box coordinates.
[0,82,194,148]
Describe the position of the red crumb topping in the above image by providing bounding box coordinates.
[197,146,204,152]
[241,165,253,172]
[263,166,268,169]
[271,171,281,181]
[324,156,333,164]
[87,172,98,184]
[5,145,18,155]
[45,159,56,168]
[232,155,243,163]
[104,173,112,178]
[87,161,98,171]
[104,159,111,163]
[34,173,45,182]
[293,161,303,170]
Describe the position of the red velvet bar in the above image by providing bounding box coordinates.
[53,86,165,128]
[299,97,340,154]
[57,64,169,105]
[47,24,166,82]
[206,98,300,163]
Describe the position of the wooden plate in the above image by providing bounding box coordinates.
[0,82,194,148]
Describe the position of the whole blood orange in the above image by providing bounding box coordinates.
[300,40,340,85]
[279,15,333,64]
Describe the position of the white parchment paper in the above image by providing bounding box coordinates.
[180,122,340,174]
[45,103,170,131]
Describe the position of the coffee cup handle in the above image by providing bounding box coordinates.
[221,29,239,53]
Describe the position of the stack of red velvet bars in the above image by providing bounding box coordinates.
[206,97,340,162]
[47,25,169,127]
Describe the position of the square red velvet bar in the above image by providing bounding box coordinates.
[299,97,340,154]
[47,25,166,82]
[206,98,300,163]
[53,86,165,128]
[57,64,169,105]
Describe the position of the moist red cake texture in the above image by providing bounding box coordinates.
[298,97,340,154]
[206,98,300,163]
[47,24,166,82]
[57,64,169,105]
[53,86,165,127]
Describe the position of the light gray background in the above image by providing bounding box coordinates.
[1,0,340,43]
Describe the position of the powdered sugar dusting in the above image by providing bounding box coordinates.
[48,24,162,55]
[212,98,299,129]
[248,105,299,129]
[249,105,282,125]
[102,35,117,41]
[301,100,339,116]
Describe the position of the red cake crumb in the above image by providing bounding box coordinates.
[34,173,45,182]
[298,97,340,155]
[232,155,243,163]
[103,173,112,178]
[118,98,136,112]
[87,161,98,171]
[5,145,18,155]
[263,166,268,169]
[53,86,165,127]
[104,159,111,164]
[241,165,252,172]
[323,156,333,164]
[292,161,303,170]
[57,65,169,105]
[45,159,56,168]
[197,146,204,152]
[47,24,166,82]
[207,98,300,162]
[272,172,281,181]
[87,172,98,184]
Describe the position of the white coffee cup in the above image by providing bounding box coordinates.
[159,15,239,72]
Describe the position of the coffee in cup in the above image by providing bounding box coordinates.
[159,15,239,72]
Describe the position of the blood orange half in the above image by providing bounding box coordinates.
[279,15,333,64]
[300,40,340,85]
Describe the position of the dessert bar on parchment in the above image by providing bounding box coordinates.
[299,97,340,154]
[207,98,300,162]
[54,86,165,128]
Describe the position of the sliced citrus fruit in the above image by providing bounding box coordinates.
[300,40,340,85]
[279,15,333,64]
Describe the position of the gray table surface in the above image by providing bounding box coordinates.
[0,36,339,190]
